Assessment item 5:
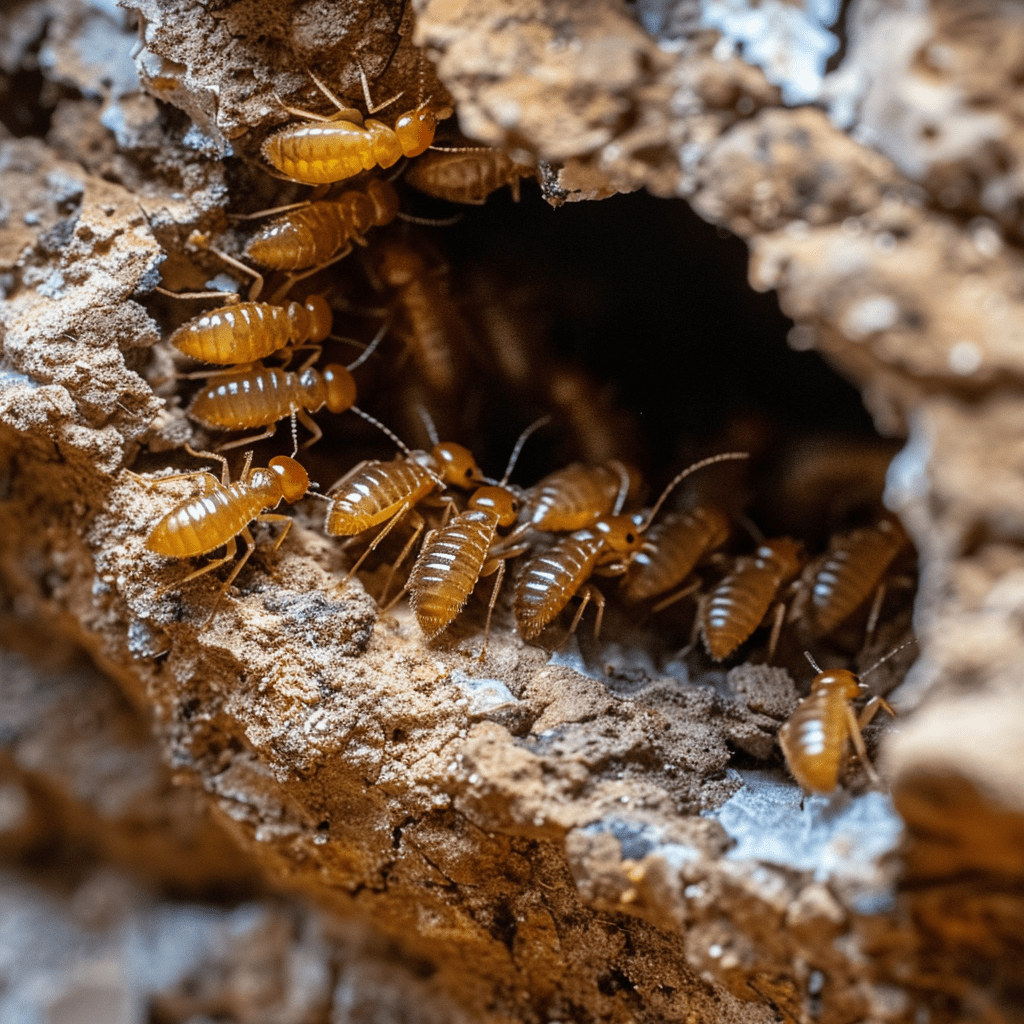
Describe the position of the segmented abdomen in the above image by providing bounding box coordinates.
[621,506,730,602]
[409,510,498,638]
[406,150,519,204]
[188,367,297,429]
[146,480,273,558]
[514,533,603,640]
[325,461,435,536]
[398,280,459,394]
[701,558,784,660]
[245,202,352,270]
[779,692,848,794]
[170,303,303,364]
[811,520,905,634]
[261,123,377,184]
[526,464,623,532]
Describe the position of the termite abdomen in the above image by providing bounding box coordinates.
[701,538,804,660]
[405,148,534,204]
[244,179,400,270]
[169,296,332,364]
[810,517,908,635]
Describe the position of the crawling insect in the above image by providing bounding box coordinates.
[699,538,805,661]
[406,418,547,656]
[168,294,333,365]
[186,322,386,449]
[142,445,309,619]
[779,644,913,794]
[523,460,642,533]
[514,453,748,643]
[373,235,464,395]
[322,436,487,595]
[261,71,448,185]
[404,147,535,204]
[808,515,909,638]
[620,505,731,606]
[243,178,401,271]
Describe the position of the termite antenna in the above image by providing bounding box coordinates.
[861,638,918,680]
[610,460,631,516]
[642,452,750,531]
[417,405,440,448]
[736,512,765,545]
[290,411,300,458]
[396,210,464,227]
[345,319,389,373]
[351,406,411,456]
[804,650,823,674]
[500,415,551,486]
[427,144,489,153]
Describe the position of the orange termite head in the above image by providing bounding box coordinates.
[304,294,333,343]
[269,456,309,503]
[429,442,486,487]
[394,107,439,158]
[594,514,644,554]
[808,668,862,700]
[469,486,520,527]
[321,364,357,414]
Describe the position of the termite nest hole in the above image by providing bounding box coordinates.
[143,161,917,698]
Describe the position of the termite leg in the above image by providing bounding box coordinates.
[229,201,313,222]
[864,583,888,646]
[352,65,402,116]
[297,408,323,449]
[477,559,506,662]
[338,501,413,590]
[843,702,882,787]
[155,287,240,302]
[766,600,787,664]
[857,695,897,729]
[651,579,701,615]
[176,361,260,382]
[209,246,265,301]
[157,535,238,598]
[132,469,221,492]
[256,512,294,554]
[377,511,427,607]
[267,247,353,305]
[218,425,278,452]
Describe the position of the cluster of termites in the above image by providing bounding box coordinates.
[131,64,916,797]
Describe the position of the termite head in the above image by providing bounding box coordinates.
[395,107,439,158]
[594,514,644,554]
[321,365,357,413]
[430,442,486,487]
[269,456,309,503]
[469,486,520,526]
[808,668,861,700]
[376,241,425,287]
[304,294,333,343]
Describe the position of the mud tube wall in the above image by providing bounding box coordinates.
[0,1,1022,1023]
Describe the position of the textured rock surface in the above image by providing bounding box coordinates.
[2,0,1022,1022]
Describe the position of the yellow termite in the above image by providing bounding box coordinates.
[242,178,401,271]
[514,453,749,643]
[261,71,449,186]
[186,321,386,449]
[523,461,643,532]
[779,644,914,794]
[404,147,535,204]
[141,445,309,620]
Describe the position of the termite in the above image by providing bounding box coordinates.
[261,71,449,186]
[404,147,535,204]
[523,460,642,533]
[186,321,386,449]
[142,445,309,619]
[168,293,333,365]
[372,235,464,395]
[322,434,488,595]
[699,538,805,662]
[242,178,401,271]
[514,453,748,643]
[779,643,914,794]
[808,516,909,639]
[620,505,732,607]
[406,418,548,657]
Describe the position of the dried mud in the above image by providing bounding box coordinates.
[1,1,1022,1022]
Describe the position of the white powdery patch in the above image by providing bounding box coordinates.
[701,0,841,104]
[449,670,522,719]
